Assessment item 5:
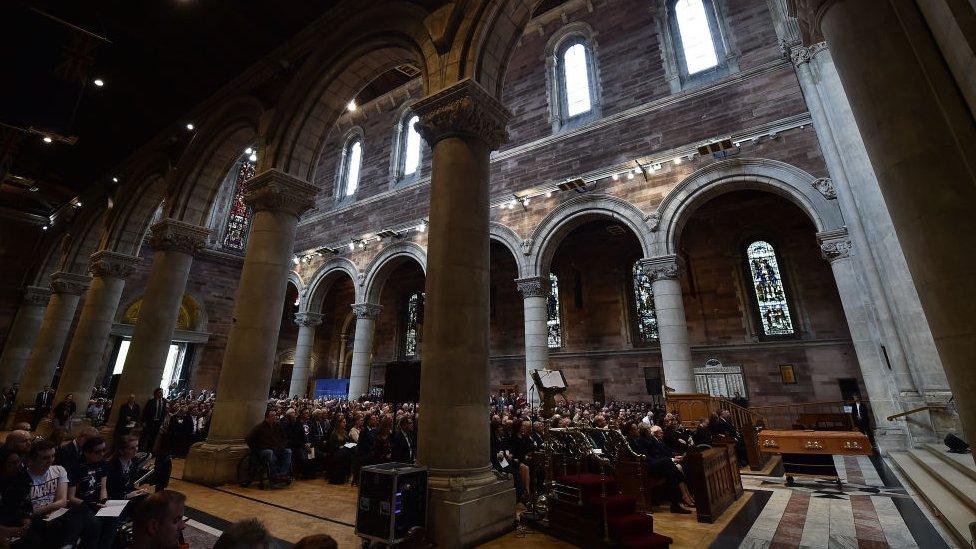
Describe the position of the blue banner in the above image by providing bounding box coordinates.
[314,378,350,399]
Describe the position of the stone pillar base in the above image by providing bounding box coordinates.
[426,472,516,548]
[183,441,249,486]
[874,428,910,454]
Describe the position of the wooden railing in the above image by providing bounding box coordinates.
[886,406,935,422]
[665,393,770,471]
[748,400,851,430]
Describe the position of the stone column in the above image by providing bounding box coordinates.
[412,79,515,547]
[336,333,349,378]
[347,303,381,399]
[516,276,549,404]
[797,0,976,446]
[641,256,696,394]
[818,229,907,450]
[56,251,139,404]
[183,170,316,486]
[289,312,323,397]
[0,287,51,389]
[7,272,90,427]
[107,219,209,429]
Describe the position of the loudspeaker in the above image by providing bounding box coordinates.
[645,377,662,396]
[384,361,420,403]
[945,433,971,454]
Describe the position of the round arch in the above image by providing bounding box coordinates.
[489,222,528,279]
[300,257,361,313]
[652,158,844,256]
[526,193,654,277]
[361,242,428,304]
[103,153,170,257]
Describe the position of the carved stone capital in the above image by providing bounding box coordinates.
[243,169,318,217]
[789,42,828,66]
[23,286,52,306]
[515,276,547,298]
[817,228,852,263]
[639,255,683,281]
[89,250,140,279]
[351,302,382,319]
[294,312,324,328]
[49,272,91,296]
[148,219,210,255]
[811,177,837,200]
[645,211,662,232]
[412,79,511,150]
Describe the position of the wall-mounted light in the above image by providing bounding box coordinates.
[347,100,357,112]
[93,78,104,87]
[42,136,53,144]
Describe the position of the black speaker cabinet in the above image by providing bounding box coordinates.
[383,361,421,403]
[355,463,428,544]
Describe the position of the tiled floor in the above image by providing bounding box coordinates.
[167,455,950,548]
[735,455,948,549]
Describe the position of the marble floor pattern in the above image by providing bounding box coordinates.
[735,455,947,549]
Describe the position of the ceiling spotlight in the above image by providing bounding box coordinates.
[42,136,53,144]
[28,186,39,193]
[347,100,357,112]
[111,176,119,183]
[93,78,104,87]
[627,172,635,180]
[612,173,619,181]
[186,123,194,131]
[249,153,257,162]
[75,201,82,207]
[42,225,49,231]
[245,147,253,155]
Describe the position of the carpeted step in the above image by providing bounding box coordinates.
[618,532,673,548]
[583,493,637,517]
[555,473,618,498]
[607,513,652,539]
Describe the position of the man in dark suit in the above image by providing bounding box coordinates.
[630,424,692,514]
[56,426,98,472]
[140,388,168,453]
[114,394,141,445]
[32,385,55,429]
[850,395,871,437]
[391,416,415,463]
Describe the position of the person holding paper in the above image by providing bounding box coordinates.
[106,436,148,500]
[68,436,118,549]
[26,439,98,547]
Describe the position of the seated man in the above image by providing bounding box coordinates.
[629,424,693,514]
[246,409,293,486]
[26,439,98,547]
[57,426,98,473]
[2,430,31,459]
[129,490,187,549]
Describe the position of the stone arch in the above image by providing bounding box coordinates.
[527,193,654,277]
[653,158,844,256]
[265,7,437,181]
[489,222,528,278]
[118,291,208,333]
[361,242,428,304]
[165,95,265,227]
[33,204,108,285]
[301,257,361,313]
[102,153,170,257]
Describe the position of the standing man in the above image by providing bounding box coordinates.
[391,415,415,463]
[33,385,55,429]
[850,394,872,439]
[140,388,167,453]
[115,394,141,446]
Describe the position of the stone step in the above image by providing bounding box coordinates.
[923,442,976,484]
[888,451,976,548]
[908,449,976,512]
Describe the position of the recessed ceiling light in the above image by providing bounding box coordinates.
[112,177,119,183]
[42,225,49,231]
[42,136,52,144]
[244,147,253,155]
[346,100,357,112]
[74,201,82,208]
[93,78,104,87]
[186,123,194,131]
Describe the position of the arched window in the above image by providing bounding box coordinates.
[222,150,256,252]
[401,115,422,178]
[546,27,602,131]
[339,138,363,198]
[746,240,795,336]
[404,291,424,357]
[662,0,735,92]
[632,262,659,342]
[547,273,562,348]
[673,0,718,75]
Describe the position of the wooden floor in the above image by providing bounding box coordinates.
[169,459,755,547]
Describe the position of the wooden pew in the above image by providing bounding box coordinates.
[683,444,743,523]
[584,428,664,513]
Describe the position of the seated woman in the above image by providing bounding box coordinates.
[510,421,538,503]
[325,416,354,484]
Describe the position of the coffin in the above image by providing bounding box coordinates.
[757,429,871,456]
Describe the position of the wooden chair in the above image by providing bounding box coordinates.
[584,428,664,513]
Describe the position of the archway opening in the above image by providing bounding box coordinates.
[270,282,302,398]
[677,189,863,405]
[489,240,525,394]
[314,275,357,381]
[369,258,426,394]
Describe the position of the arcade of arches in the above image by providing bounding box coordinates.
[3,0,976,546]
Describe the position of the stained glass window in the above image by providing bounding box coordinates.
[547,273,562,348]
[632,262,659,342]
[746,240,795,336]
[674,0,719,75]
[402,115,421,177]
[343,139,362,197]
[561,42,593,117]
[222,152,256,252]
[404,291,424,357]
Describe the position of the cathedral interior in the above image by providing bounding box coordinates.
[1,0,975,547]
